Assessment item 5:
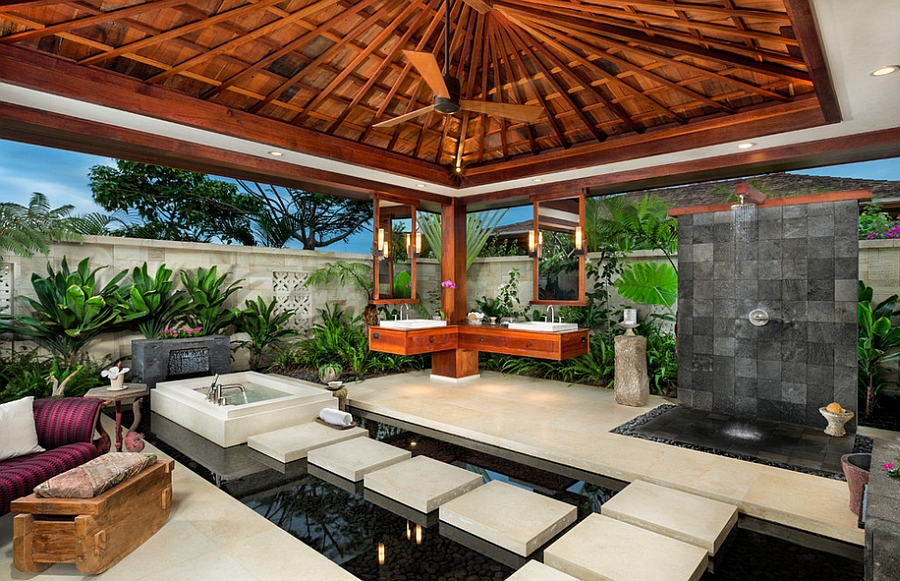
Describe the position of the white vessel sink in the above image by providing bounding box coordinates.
[379,319,448,330]
[507,321,578,332]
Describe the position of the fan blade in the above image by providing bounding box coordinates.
[460,100,543,123]
[403,50,450,99]
[372,105,436,128]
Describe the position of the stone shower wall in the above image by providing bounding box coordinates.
[676,198,860,430]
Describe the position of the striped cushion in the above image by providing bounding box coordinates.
[33,398,102,449]
[0,442,99,516]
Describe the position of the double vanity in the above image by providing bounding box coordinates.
[369,320,590,366]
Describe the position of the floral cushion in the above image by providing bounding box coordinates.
[33,453,157,499]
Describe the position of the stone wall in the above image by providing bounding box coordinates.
[675,199,860,429]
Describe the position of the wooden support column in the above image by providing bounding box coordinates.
[432,200,479,379]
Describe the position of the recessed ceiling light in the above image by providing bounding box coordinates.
[455,166,462,174]
[532,178,543,183]
[268,150,283,157]
[737,142,755,150]
[871,65,899,77]
[416,183,426,188]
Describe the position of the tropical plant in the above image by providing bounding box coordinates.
[0,348,105,403]
[124,263,193,339]
[300,305,370,377]
[69,212,131,236]
[269,341,306,374]
[180,265,244,336]
[417,209,507,269]
[232,296,299,370]
[0,257,131,363]
[318,362,343,383]
[587,194,677,267]
[614,262,678,314]
[0,193,81,261]
[859,203,895,240]
[858,281,900,418]
[560,334,616,386]
[646,330,678,396]
[476,268,522,320]
[306,261,374,301]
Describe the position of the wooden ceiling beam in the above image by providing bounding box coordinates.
[554,0,792,22]
[0,0,185,43]
[455,7,482,166]
[511,16,687,124]
[485,19,510,161]
[249,0,403,115]
[0,0,63,12]
[200,0,378,101]
[325,0,443,134]
[291,0,424,125]
[782,0,840,122]
[496,2,809,77]
[493,19,537,155]
[497,11,643,134]
[144,0,343,85]
[514,0,798,47]
[501,17,604,143]
[519,8,793,104]
[76,0,285,66]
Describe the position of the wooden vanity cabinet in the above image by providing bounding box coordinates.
[368,325,589,361]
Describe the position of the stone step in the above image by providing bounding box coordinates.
[246,422,367,463]
[363,455,482,514]
[600,480,738,557]
[308,437,410,482]
[439,480,576,557]
[544,513,708,581]
[505,560,582,581]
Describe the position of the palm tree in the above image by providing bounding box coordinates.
[0,193,81,260]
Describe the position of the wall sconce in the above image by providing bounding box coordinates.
[415,524,423,545]
[406,521,412,540]
[528,230,543,258]
[377,542,385,566]
[574,226,584,255]
[382,237,390,260]
[376,228,385,252]
[406,232,422,257]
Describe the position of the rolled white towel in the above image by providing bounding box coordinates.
[319,408,353,427]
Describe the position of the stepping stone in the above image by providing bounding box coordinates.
[364,456,482,514]
[246,422,367,463]
[505,560,582,581]
[544,514,708,581]
[601,480,738,556]
[308,437,411,482]
[439,480,576,557]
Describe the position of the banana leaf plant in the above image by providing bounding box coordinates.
[180,265,244,336]
[126,263,193,339]
[0,257,132,363]
[858,281,900,418]
[232,296,298,370]
[613,261,678,317]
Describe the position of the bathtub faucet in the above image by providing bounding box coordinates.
[206,374,247,406]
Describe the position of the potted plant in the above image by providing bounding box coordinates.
[318,362,343,384]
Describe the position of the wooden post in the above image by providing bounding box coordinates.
[432,200,479,379]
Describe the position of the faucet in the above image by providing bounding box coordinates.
[402,304,410,320]
[545,305,555,323]
[206,374,221,403]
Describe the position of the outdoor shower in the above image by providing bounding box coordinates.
[731,183,767,229]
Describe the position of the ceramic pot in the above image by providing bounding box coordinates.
[841,453,871,515]
[109,375,126,390]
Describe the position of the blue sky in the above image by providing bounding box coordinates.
[3,139,899,254]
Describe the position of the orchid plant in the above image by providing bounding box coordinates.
[100,362,130,380]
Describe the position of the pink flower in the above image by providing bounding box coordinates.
[883,463,895,471]
[441,279,456,289]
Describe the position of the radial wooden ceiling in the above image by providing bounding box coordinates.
[0,0,836,190]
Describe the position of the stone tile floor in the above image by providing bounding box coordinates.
[2,371,897,580]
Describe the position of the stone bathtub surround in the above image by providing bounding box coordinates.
[674,195,863,430]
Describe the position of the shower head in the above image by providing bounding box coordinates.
[735,183,767,205]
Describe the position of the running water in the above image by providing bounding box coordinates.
[731,194,757,240]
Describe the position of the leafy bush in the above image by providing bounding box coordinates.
[858,281,900,417]
[232,296,298,370]
[859,204,896,240]
[0,348,105,403]
[0,257,132,363]
[125,263,192,339]
[300,304,370,377]
[646,331,677,396]
[180,265,243,335]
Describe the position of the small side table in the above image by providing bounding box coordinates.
[84,383,149,452]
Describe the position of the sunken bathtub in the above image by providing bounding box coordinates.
[150,372,336,447]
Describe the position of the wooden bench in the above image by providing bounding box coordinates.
[11,459,174,574]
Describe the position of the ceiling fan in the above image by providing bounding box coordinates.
[372,0,543,129]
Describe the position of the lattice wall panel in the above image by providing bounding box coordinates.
[0,264,12,350]
[272,271,311,331]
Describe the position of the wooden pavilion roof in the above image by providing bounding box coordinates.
[0,0,845,200]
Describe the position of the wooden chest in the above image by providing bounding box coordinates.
[12,459,174,574]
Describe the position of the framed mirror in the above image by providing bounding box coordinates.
[530,194,586,305]
[372,196,419,303]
